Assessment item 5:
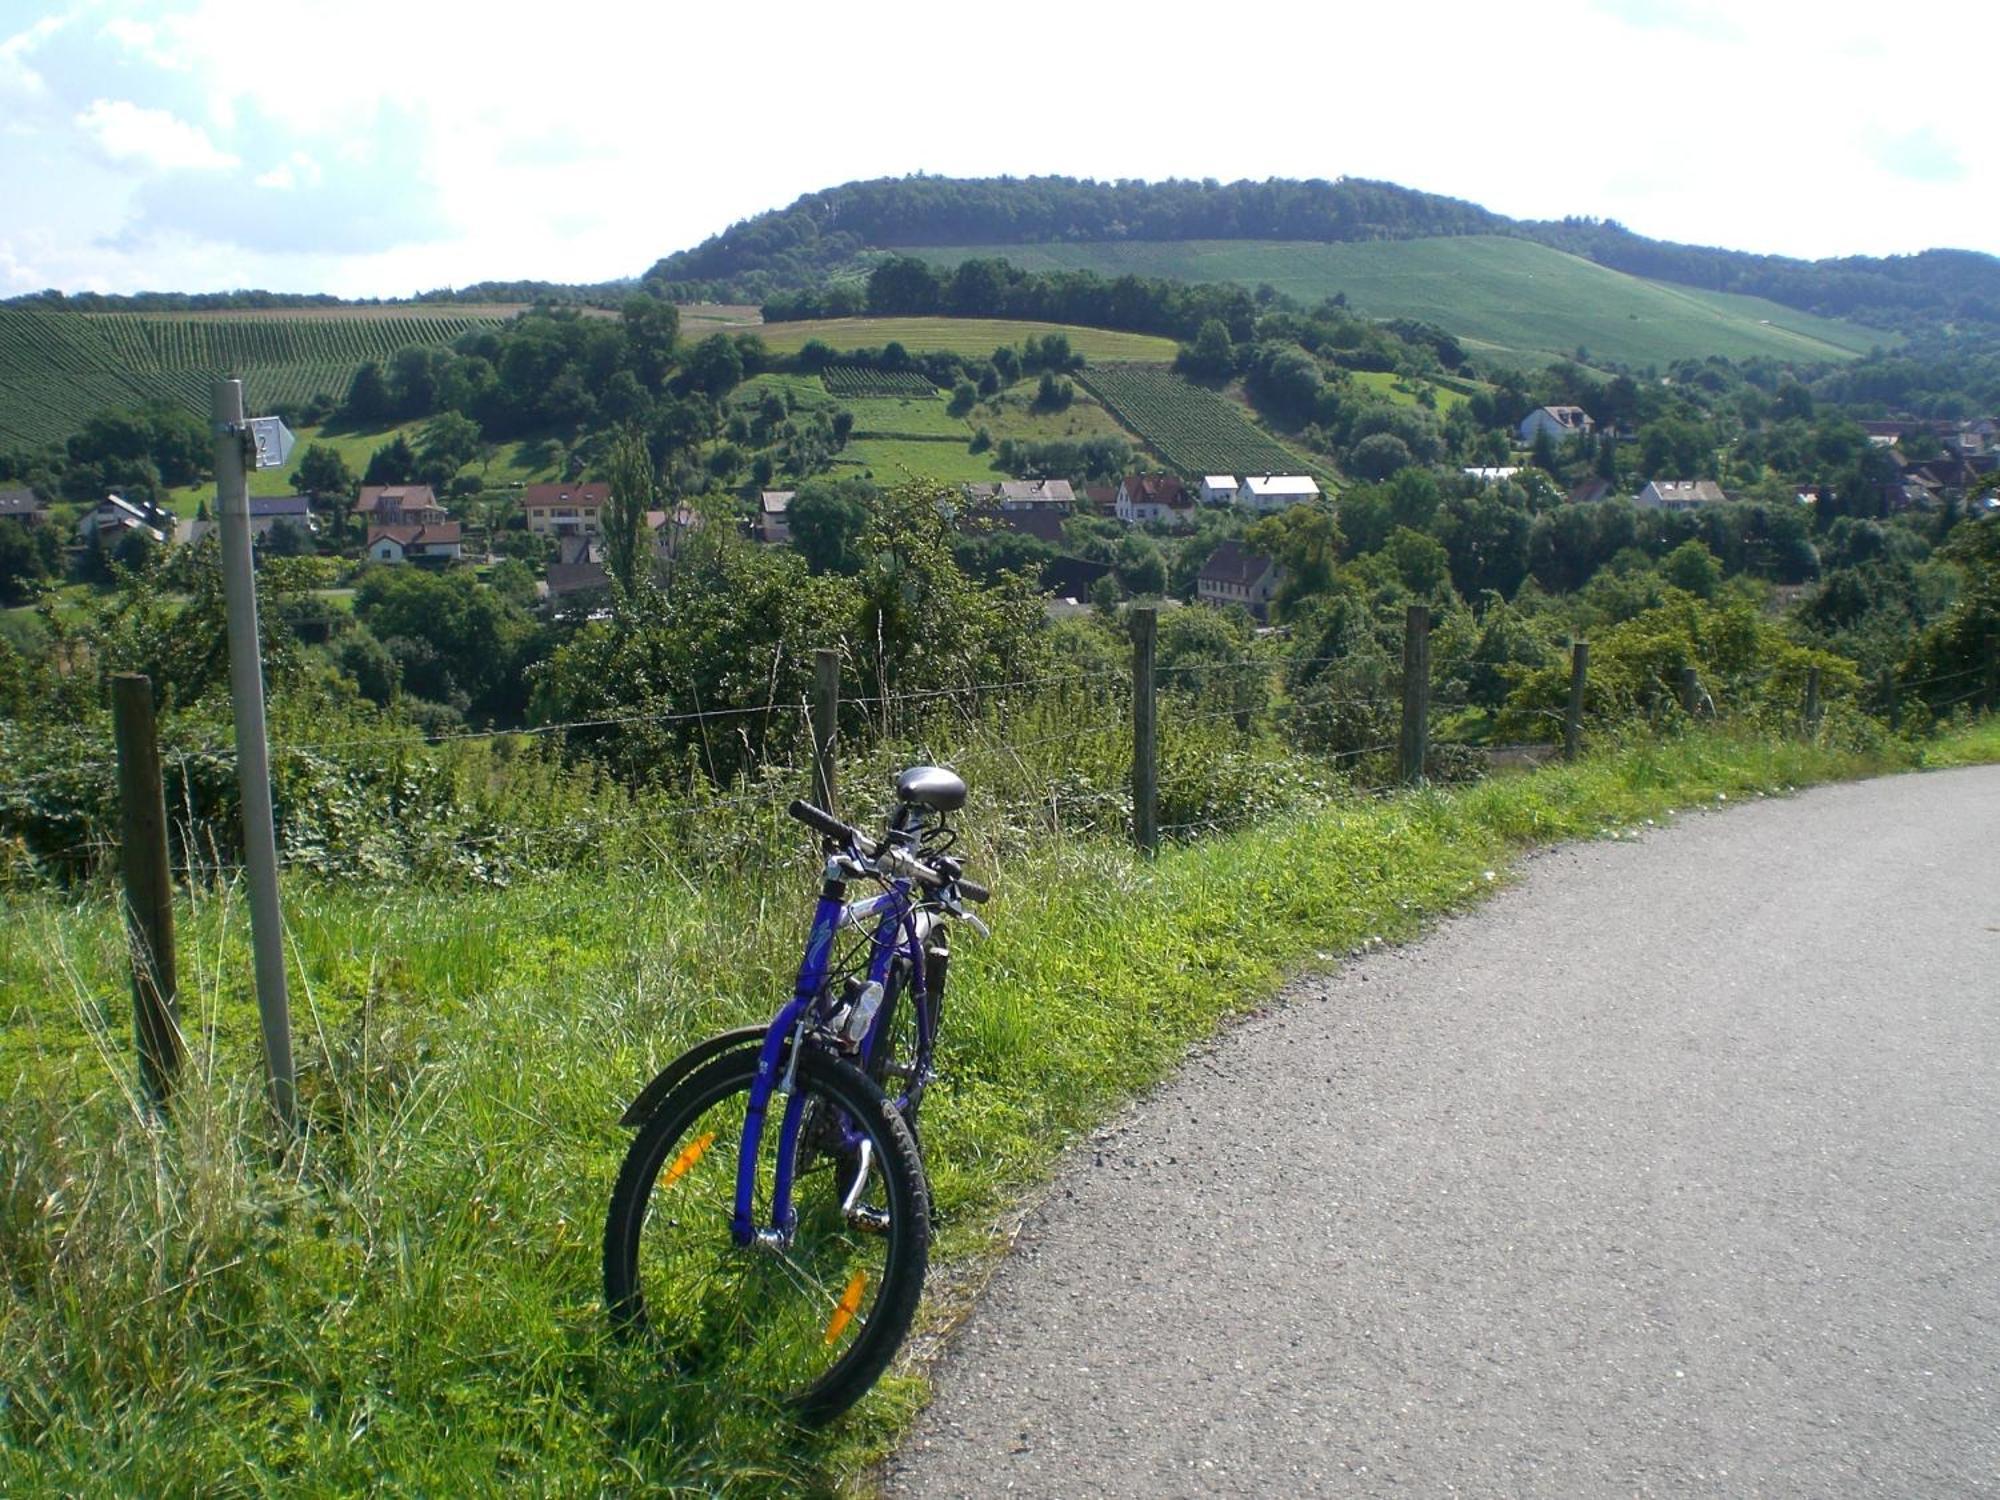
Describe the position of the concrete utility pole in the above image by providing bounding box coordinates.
[214,379,295,1128]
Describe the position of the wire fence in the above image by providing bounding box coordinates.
[6,606,1997,889]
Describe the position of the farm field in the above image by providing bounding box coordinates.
[1078,367,1322,479]
[902,238,1893,368]
[0,306,517,450]
[748,316,1178,364]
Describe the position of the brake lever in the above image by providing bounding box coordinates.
[939,892,990,939]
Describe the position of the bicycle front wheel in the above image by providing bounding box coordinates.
[603,1045,930,1424]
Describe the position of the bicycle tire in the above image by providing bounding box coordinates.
[603,1045,930,1424]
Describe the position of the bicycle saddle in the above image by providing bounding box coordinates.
[895,766,966,812]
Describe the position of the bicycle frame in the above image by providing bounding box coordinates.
[730,858,935,1246]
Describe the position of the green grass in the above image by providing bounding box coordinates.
[1347,369,1475,413]
[749,317,1178,364]
[904,238,1895,368]
[832,437,1005,486]
[4,719,1992,1493]
[836,396,966,439]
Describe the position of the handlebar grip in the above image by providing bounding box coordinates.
[788,798,856,844]
[957,877,991,904]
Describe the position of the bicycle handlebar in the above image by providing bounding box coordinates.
[786,798,989,903]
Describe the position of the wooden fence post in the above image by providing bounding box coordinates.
[1564,641,1588,763]
[812,648,840,815]
[111,673,183,1106]
[1399,604,1430,787]
[1131,605,1158,855]
[1679,665,1701,719]
[1803,665,1822,734]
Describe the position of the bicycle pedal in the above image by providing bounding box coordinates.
[844,1205,892,1235]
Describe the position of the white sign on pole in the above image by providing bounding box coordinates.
[246,416,297,471]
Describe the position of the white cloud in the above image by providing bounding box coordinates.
[254,150,322,191]
[75,97,239,171]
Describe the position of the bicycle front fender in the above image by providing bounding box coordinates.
[616,1025,772,1127]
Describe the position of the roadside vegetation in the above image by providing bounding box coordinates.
[7,702,1995,1492]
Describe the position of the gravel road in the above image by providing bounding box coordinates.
[884,766,2000,1498]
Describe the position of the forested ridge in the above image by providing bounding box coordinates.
[642,175,2000,341]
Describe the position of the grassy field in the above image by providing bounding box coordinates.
[903,238,1894,369]
[748,317,1178,364]
[4,720,1991,1493]
[1347,369,1476,413]
[738,370,1143,486]
[833,437,1005,486]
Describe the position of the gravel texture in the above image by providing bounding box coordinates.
[884,766,2000,1498]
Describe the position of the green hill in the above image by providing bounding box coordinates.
[902,238,1894,369]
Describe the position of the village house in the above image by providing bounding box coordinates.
[1565,477,1617,506]
[1517,406,1595,444]
[757,490,794,545]
[76,494,171,545]
[1235,474,1321,513]
[186,496,319,548]
[1633,479,1729,511]
[522,482,610,538]
[962,478,1076,511]
[1114,474,1195,528]
[0,488,48,526]
[366,521,462,565]
[1200,475,1240,505]
[1197,540,1283,622]
[355,485,446,528]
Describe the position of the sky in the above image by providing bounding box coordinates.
[1,0,1994,299]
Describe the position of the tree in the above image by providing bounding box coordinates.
[362,433,419,486]
[1176,318,1236,382]
[787,477,876,575]
[1114,533,1166,596]
[1661,539,1722,599]
[947,381,977,418]
[344,361,393,423]
[295,443,355,542]
[416,412,482,489]
[622,294,680,390]
[1348,432,1414,482]
[685,333,744,398]
[602,429,656,596]
[868,256,941,315]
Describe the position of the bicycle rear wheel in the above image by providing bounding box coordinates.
[603,1045,929,1424]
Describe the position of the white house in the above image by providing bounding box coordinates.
[1633,479,1728,512]
[1235,474,1321,513]
[1200,475,1240,506]
[367,522,463,564]
[1518,406,1595,444]
[1114,474,1195,528]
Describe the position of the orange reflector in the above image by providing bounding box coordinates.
[824,1272,868,1345]
[661,1131,716,1188]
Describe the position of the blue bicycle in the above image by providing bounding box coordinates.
[603,767,990,1423]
